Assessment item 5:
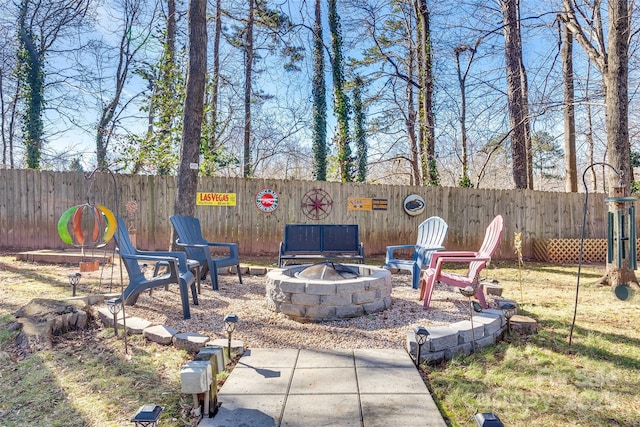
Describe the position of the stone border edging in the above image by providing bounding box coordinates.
[406,302,517,365]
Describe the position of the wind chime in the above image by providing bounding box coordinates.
[605,187,637,301]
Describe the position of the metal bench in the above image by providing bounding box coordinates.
[278,224,365,267]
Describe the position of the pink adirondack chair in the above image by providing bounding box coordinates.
[419,215,504,310]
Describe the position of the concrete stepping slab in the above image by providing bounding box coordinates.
[281,393,361,427]
[118,316,152,334]
[205,394,284,427]
[360,393,447,427]
[234,348,299,368]
[143,324,179,345]
[218,366,294,395]
[96,306,125,327]
[354,348,415,368]
[296,348,354,368]
[289,367,358,394]
[173,332,210,353]
[357,367,428,394]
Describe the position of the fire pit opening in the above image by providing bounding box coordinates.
[295,262,360,280]
[265,262,392,322]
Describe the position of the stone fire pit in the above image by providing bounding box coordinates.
[265,263,392,322]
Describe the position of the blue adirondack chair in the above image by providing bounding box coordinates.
[170,215,242,291]
[384,216,448,289]
[113,216,198,320]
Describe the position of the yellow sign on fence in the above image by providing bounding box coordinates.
[347,197,388,211]
[347,197,372,211]
[197,192,237,206]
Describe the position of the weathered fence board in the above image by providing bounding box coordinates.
[0,169,625,261]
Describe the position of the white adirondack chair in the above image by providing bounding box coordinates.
[384,216,448,289]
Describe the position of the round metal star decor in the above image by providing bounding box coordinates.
[301,188,333,220]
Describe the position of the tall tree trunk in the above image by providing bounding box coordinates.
[8,80,19,168]
[516,2,533,189]
[561,20,577,192]
[243,0,254,178]
[174,0,207,221]
[353,76,367,182]
[455,48,469,186]
[312,0,327,181]
[18,1,44,169]
[586,63,597,190]
[500,0,528,189]
[407,38,420,186]
[208,0,221,152]
[328,0,352,182]
[414,0,436,186]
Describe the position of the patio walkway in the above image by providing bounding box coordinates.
[199,347,447,427]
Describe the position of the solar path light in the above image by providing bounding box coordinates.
[223,314,238,358]
[501,302,517,334]
[414,326,430,367]
[68,272,81,296]
[106,298,122,337]
[131,404,163,427]
[474,412,504,427]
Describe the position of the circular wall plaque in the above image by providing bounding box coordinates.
[301,188,333,220]
[255,188,280,213]
[403,194,425,216]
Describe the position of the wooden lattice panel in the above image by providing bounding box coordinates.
[539,238,640,264]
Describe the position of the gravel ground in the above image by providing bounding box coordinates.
[118,269,497,349]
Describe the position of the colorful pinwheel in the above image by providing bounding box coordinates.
[57,203,117,247]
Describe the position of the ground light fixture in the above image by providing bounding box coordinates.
[131,404,163,426]
[459,286,478,350]
[473,412,504,427]
[414,326,430,366]
[501,302,517,334]
[106,298,122,337]
[223,314,238,357]
[68,272,81,296]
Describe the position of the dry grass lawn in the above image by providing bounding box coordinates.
[1,253,639,426]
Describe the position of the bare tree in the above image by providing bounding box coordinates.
[95,0,157,167]
[16,0,90,169]
[0,24,20,168]
[454,40,480,188]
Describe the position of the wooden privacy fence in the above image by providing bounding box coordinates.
[0,169,628,262]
